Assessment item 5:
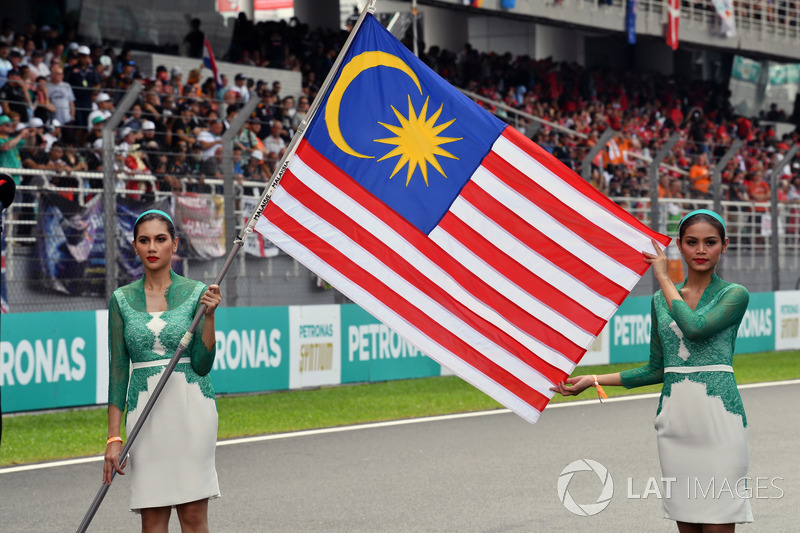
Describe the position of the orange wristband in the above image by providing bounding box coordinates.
[106,436,123,446]
[593,375,608,403]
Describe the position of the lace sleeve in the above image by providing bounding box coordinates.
[620,297,665,389]
[108,292,130,412]
[188,287,216,376]
[671,284,750,341]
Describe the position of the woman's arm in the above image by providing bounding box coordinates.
[103,404,126,484]
[188,284,221,376]
[552,293,665,396]
[551,372,622,397]
[104,293,130,484]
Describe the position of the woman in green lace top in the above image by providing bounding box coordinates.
[553,209,752,532]
[102,209,222,532]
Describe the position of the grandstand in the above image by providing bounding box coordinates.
[1,0,799,318]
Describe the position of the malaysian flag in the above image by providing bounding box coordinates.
[203,38,223,90]
[253,14,668,423]
[667,0,680,50]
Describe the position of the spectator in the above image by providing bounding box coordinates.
[196,114,224,161]
[242,149,267,195]
[87,92,114,131]
[0,70,32,120]
[169,66,183,97]
[230,73,250,103]
[65,45,99,142]
[46,65,75,127]
[164,140,192,191]
[236,114,263,165]
[173,102,201,147]
[32,75,56,122]
[25,50,49,78]
[0,42,11,87]
[183,18,205,59]
[121,102,144,133]
[42,118,61,152]
[263,120,286,158]
[688,153,712,199]
[747,170,770,245]
[253,89,277,139]
[0,114,33,186]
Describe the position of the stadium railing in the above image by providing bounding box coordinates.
[2,76,800,314]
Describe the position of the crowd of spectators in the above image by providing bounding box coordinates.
[1,14,800,239]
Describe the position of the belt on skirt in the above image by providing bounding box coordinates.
[131,357,191,370]
[663,364,733,373]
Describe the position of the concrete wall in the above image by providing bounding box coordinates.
[294,0,343,32]
[534,24,585,64]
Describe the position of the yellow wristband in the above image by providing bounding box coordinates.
[106,436,123,446]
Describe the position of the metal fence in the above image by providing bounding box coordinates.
[2,81,800,315]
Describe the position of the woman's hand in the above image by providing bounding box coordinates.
[550,375,595,397]
[102,441,127,484]
[642,238,669,281]
[201,284,221,316]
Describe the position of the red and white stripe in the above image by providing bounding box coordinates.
[667,0,680,51]
[255,127,666,423]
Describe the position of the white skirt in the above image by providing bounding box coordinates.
[655,378,753,524]
[125,368,220,511]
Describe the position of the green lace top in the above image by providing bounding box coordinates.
[108,271,216,414]
[619,274,750,426]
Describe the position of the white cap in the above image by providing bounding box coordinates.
[50,118,61,128]
[251,150,264,161]
[93,138,103,149]
[29,117,44,128]
[68,42,79,51]
[99,55,112,67]
[77,45,91,55]
[142,120,156,131]
[15,122,27,132]
[171,65,182,77]
[120,127,133,138]
[96,92,111,103]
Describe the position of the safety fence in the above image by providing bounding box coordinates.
[2,80,800,315]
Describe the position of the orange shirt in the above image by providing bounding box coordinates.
[689,164,711,193]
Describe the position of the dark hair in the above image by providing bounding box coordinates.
[678,213,726,241]
[133,212,176,240]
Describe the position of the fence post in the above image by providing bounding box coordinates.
[649,132,681,292]
[102,82,144,302]
[768,145,798,290]
[221,97,260,307]
[580,128,615,181]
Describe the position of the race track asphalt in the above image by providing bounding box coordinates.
[1,381,797,532]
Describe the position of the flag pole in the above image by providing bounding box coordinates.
[76,2,377,531]
[237,0,377,240]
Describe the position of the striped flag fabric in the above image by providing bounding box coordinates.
[203,38,223,90]
[667,0,680,50]
[254,14,669,423]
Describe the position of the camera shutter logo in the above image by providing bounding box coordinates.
[557,459,614,516]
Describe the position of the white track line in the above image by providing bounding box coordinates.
[2,379,798,475]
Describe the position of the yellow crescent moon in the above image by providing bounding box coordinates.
[325,51,422,159]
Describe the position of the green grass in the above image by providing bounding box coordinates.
[1,350,798,467]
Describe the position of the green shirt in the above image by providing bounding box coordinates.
[619,274,750,425]
[108,271,216,414]
[0,135,25,184]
